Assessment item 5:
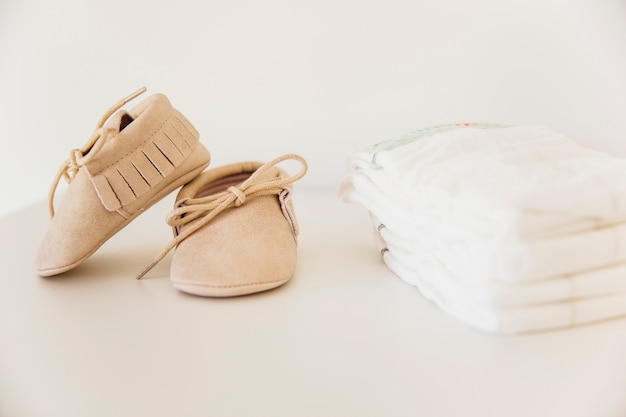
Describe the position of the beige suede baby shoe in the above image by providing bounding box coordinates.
[35,87,211,277]
[136,154,307,297]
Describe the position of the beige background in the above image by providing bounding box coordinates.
[1,0,626,216]
[1,1,626,416]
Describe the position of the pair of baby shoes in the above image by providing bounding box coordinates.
[35,87,307,297]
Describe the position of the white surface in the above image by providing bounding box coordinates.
[2,0,626,216]
[1,192,626,417]
[2,1,626,415]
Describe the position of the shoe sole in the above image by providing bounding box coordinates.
[172,277,291,297]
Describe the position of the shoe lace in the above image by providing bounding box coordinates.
[47,87,148,218]
[135,153,308,280]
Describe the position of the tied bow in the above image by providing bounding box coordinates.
[47,87,147,218]
[135,153,308,280]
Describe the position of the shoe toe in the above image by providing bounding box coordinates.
[170,198,297,297]
[35,171,124,276]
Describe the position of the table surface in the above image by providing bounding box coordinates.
[1,191,626,417]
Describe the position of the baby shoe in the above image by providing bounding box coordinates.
[136,154,307,297]
[35,87,211,277]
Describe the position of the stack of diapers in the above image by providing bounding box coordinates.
[339,123,626,334]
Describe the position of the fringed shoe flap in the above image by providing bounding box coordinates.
[86,105,199,212]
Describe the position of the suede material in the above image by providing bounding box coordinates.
[35,94,210,277]
[170,163,300,297]
[85,94,173,174]
[36,169,124,273]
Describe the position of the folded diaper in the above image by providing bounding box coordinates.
[377,218,626,334]
[340,123,626,334]
[383,248,626,334]
[343,170,626,284]
[374,216,626,306]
